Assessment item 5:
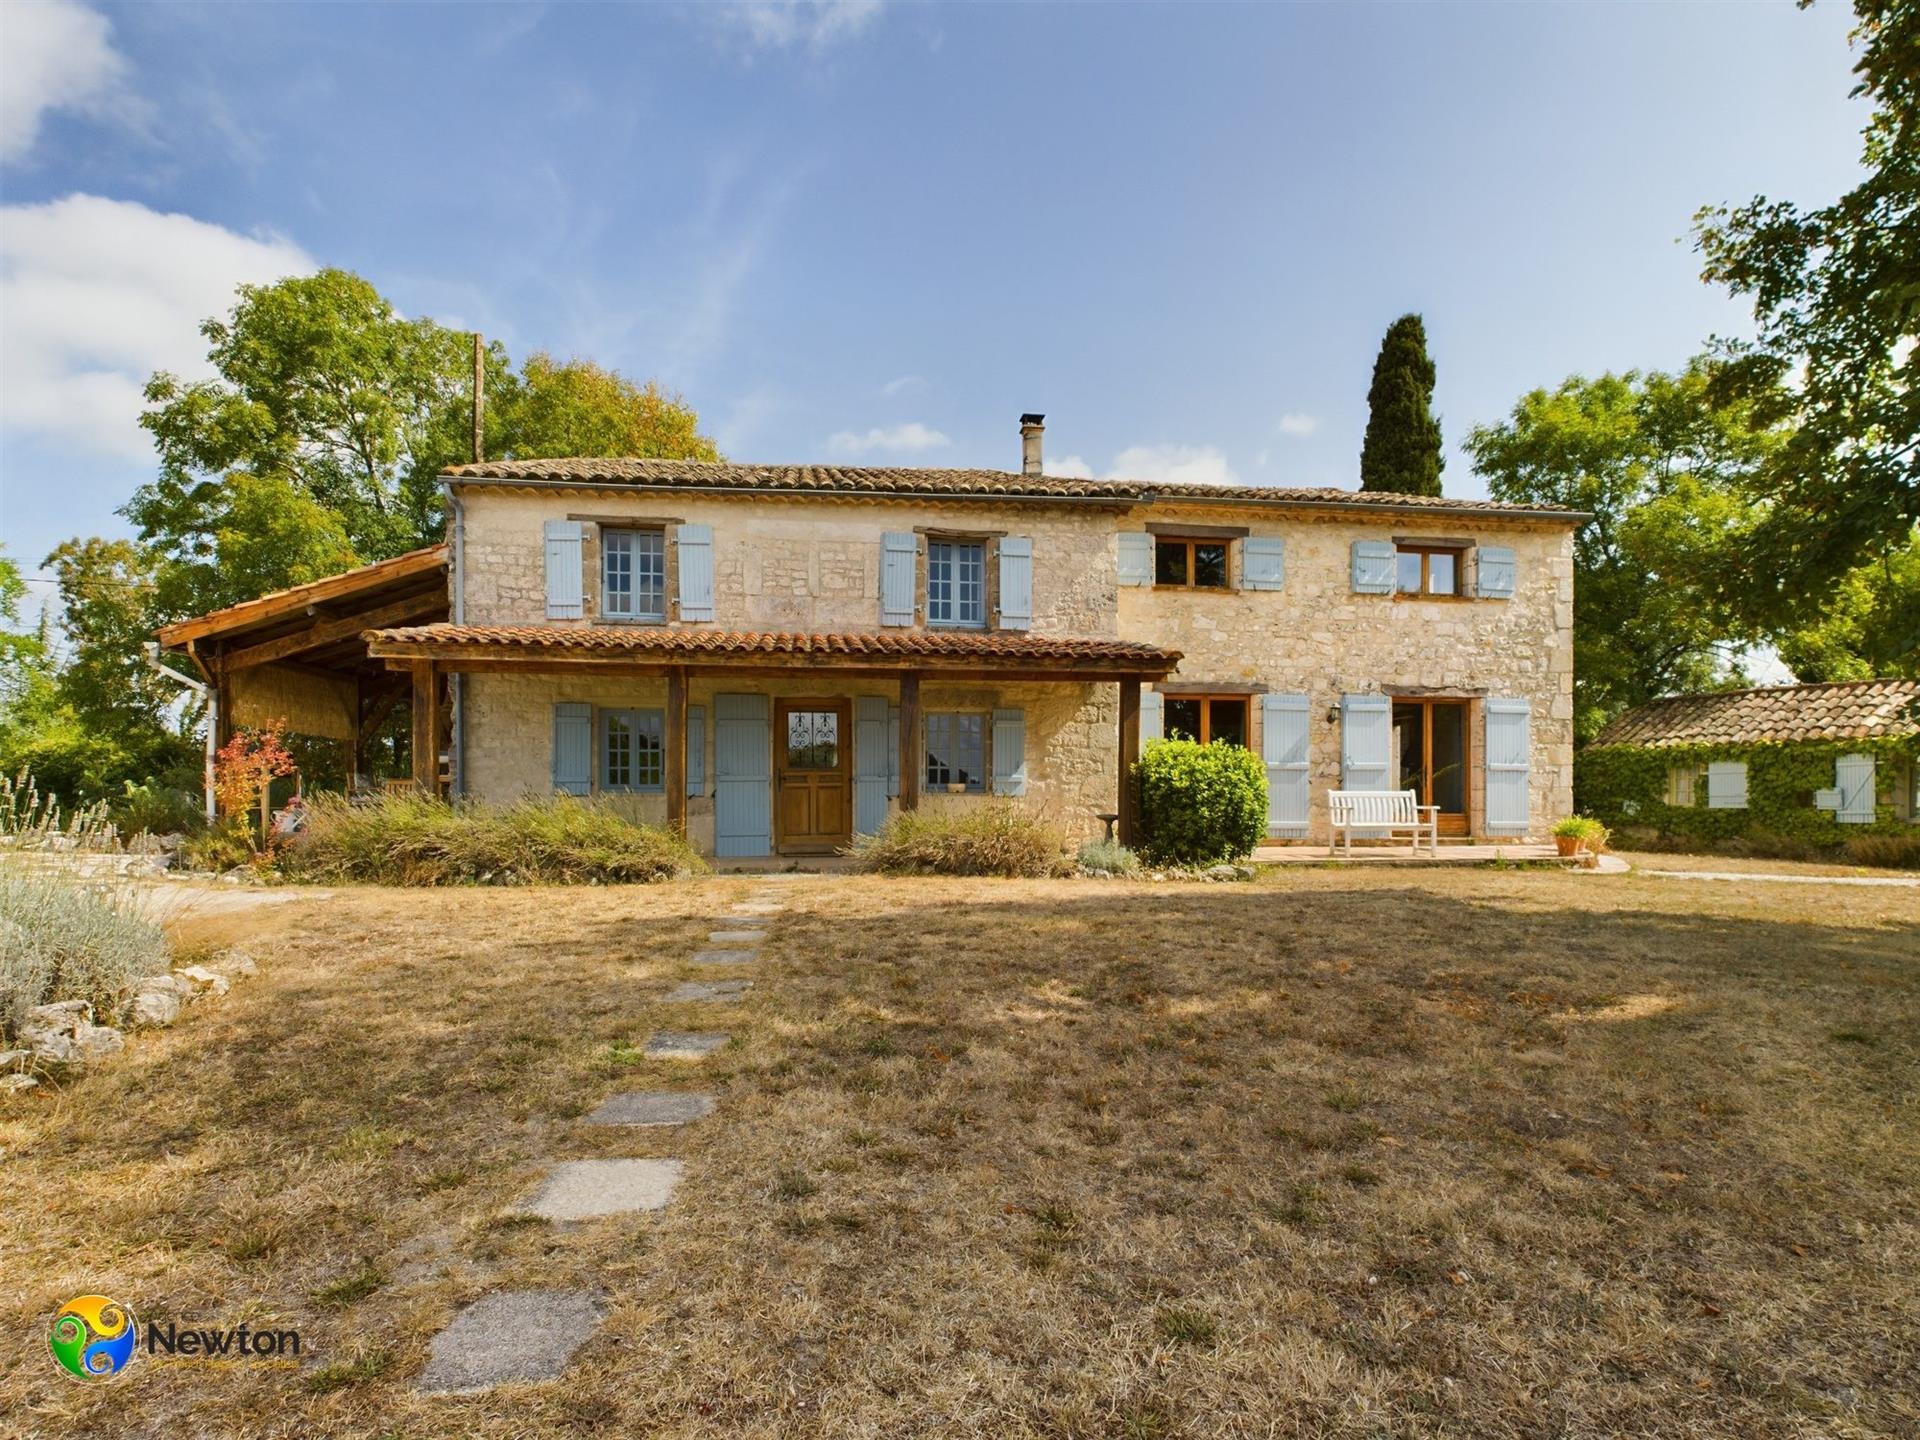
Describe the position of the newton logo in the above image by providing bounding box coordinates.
[49,1296,138,1382]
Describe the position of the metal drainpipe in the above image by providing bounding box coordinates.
[447,482,466,798]
[144,642,216,824]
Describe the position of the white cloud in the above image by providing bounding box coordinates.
[827,421,950,455]
[0,194,314,461]
[1276,412,1319,436]
[1048,454,1094,480]
[1106,444,1239,487]
[716,0,884,53]
[880,374,924,397]
[0,0,144,164]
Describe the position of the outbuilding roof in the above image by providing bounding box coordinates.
[443,458,1581,521]
[1592,679,1920,749]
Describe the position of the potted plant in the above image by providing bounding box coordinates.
[1551,814,1607,857]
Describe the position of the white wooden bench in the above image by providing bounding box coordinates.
[1328,789,1439,856]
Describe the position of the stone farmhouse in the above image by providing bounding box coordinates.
[159,417,1580,857]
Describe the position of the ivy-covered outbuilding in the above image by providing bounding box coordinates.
[1579,679,1920,847]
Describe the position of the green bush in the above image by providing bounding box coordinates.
[850,803,1075,878]
[178,820,261,874]
[1133,739,1268,866]
[280,793,704,885]
[1076,839,1139,875]
[111,778,206,837]
[0,870,170,1036]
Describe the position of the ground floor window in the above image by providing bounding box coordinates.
[1393,698,1468,830]
[602,708,664,791]
[925,711,987,792]
[1163,695,1248,746]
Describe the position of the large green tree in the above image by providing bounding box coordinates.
[501,353,718,462]
[1466,364,1785,742]
[1359,314,1444,496]
[1694,0,1918,656]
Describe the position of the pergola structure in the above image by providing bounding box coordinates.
[156,545,451,798]
[363,624,1181,845]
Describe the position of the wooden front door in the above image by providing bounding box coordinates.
[1393,698,1470,837]
[774,699,851,854]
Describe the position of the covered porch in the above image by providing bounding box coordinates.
[362,624,1182,855]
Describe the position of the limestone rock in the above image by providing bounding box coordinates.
[0,1049,30,1070]
[1,1074,39,1093]
[128,975,189,1028]
[70,1024,124,1062]
[19,1000,89,1050]
[211,949,258,978]
[175,965,231,998]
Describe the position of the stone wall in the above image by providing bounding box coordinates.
[1118,504,1575,840]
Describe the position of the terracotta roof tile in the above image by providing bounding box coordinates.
[1592,680,1920,748]
[443,457,1578,520]
[365,623,1181,672]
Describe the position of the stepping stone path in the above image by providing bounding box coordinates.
[644,1030,730,1059]
[416,1289,604,1394]
[584,1091,715,1127]
[418,884,803,1394]
[518,1158,684,1220]
[666,979,753,1003]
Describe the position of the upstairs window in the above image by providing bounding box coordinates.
[927,540,986,627]
[1396,545,1464,597]
[925,711,987,792]
[602,528,666,621]
[601,708,664,792]
[1155,537,1229,590]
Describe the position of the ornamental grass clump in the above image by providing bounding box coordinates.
[281,793,703,886]
[849,803,1075,878]
[0,870,169,1037]
[1133,739,1268,866]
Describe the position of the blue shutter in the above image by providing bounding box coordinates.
[551,702,591,795]
[1140,689,1163,743]
[1836,754,1876,824]
[544,520,584,619]
[998,536,1033,630]
[675,523,714,621]
[881,532,916,626]
[991,709,1027,796]
[1116,532,1154,587]
[685,705,706,797]
[713,693,771,856]
[854,696,889,834]
[1241,536,1286,591]
[1261,692,1311,837]
[1475,545,1516,599]
[1706,760,1748,810]
[1351,539,1395,594]
[886,705,901,798]
[1340,693,1391,789]
[1484,697,1532,835]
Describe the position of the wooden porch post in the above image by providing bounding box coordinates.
[411,660,441,795]
[898,672,920,811]
[1118,678,1141,847]
[665,667,688,833]
[347,675,364,794]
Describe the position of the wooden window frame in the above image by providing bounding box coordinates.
[1394,544,1467,599]
[1161,693,1250,746]
[1153,536,1233,592]
[925,538,988,629]
[599,706,665,793]
[924,710,989,793]
[599,526,669,623]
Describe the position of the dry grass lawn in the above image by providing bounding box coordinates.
[2,866,1916,1438]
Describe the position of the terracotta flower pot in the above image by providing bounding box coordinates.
[1555,834,1582,857]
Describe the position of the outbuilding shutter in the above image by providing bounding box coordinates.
[1140,689,1164,744]
[551,702,591,795]
[991,709,1027,796]
[675,523,715,621]
[1262,692,1311,837]
[544,520,584,619]
[685,705,706,797]
[854,696,889,834]
[881,532,916,626]
[1351,540,1395,594]
[1706,760,1748,809]
[1116,532,1154,587]
[1484,697,1532,835]
[1836,753,1876,824]
[1240,536,1286,591]
[1475,545,1517,599]
[998,536,1034,630]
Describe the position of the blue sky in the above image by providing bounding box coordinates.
[0,0,1868,605]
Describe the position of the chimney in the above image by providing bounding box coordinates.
[1019,413,1045,476]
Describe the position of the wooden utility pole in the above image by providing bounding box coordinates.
[472,332,485,463]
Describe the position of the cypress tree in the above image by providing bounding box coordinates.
[1359,314,1444,495]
